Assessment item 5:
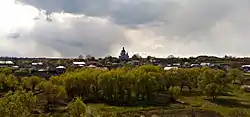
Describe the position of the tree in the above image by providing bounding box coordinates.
[185,68,201,91]
[78,55,84,59]
[56,60,62,66]
[0,90,38,117]
[86,55,91,59]
[104,55,113,63]
[146,56,156,61]
[227,68,244,84]
[35,81,67,106]
[199,69,229,100]
[168,86,181,98]
[167,55,175,59]
[131,53,142,60]
[0,68,13,75]
[68,97,87,117]
[21,76,45,91]
[0,74,20,92]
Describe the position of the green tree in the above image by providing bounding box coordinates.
[21,76,45,91]
[68,97,87,117]
[35,81,67,107]
[0,68,13,75]
[199,69,229,100]
[227,68,244,84]
[0,74,20,92]
[185,68,201,92]
[168,86,181,98]
[131,53,142,60]
[0,90,38,117]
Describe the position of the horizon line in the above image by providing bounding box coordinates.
[0,55,249,59]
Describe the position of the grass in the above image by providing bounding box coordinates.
[88,103,183,113]
[179,87,250,116]
[244,73,250,77]
[87,86,250,117]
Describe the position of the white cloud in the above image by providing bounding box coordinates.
[0,0,128,57]
[0,0,36,33]
[1,0,250,58]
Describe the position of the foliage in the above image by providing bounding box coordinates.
[227,69,244,84]
[0,68,13,75]
[22,76,45,91]
[35,81,67,104]
[0,74,20,92]
[0,64,245,116]
[0,90,38,117]
[15,68,30,74]
[67,97,87,117]
[50,65,242,103]
[168,86,181,98]
[199,69,230,100]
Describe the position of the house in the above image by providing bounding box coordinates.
[0,60,15,67]
[87,64,108,70]
[73,61,86,67]
[242,65,250,72]
[173,63,181,67]
[200,62,211,66]
[56,65,66,69]
[12,66,19,70]
[190,64,200,68]
[32,69,51,79]
[56,66,66,73]
[212,63,230,71]
[164,66,178,70]
[241,85,250,92]
[31,62,44,70]
[86,61,104,67]
[88,64,97,68]
[31,62,43,66]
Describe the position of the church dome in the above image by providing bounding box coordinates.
[121,47,126,53]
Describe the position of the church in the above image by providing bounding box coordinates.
[119,47,129,61]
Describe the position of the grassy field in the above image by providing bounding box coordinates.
[87,86,250,117]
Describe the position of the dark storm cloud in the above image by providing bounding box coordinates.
[18,0,115,15]
[19,0,181,27]
[19,0,250,33]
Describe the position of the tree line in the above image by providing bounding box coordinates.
[0,65,244,116]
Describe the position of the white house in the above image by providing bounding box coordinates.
[56,66,66,69]
[0,60,14,67]
[242,65,250,72]
[32,62,43,66]
[164,66,178,70]
[0,61,14,65]
[200,63,210,66]
[73,62,86,66]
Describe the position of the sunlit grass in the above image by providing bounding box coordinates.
[88,85,250,117]
[180,86,250,116]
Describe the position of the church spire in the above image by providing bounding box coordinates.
[119,46,129,61]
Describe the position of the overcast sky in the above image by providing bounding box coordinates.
[1,0,250,58]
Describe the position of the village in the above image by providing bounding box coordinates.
[0,47,250,79]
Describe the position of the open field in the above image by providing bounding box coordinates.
[86,86,250,117]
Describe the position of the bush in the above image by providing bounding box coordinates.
[168,86,181,98]
[67,97,87,117]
